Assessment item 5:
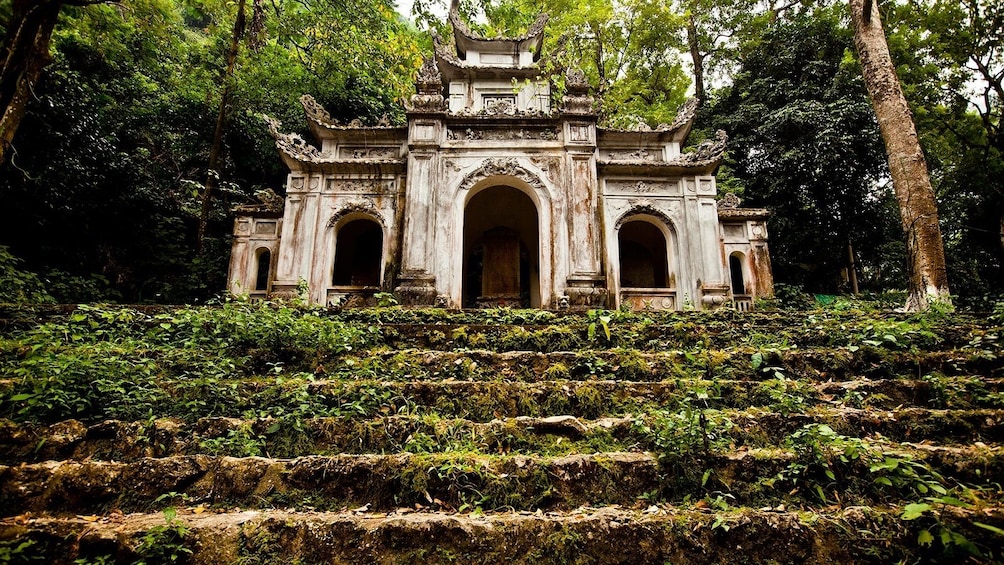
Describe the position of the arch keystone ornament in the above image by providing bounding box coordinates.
[459,158,548,195]
[327,200,384,228]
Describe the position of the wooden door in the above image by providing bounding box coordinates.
[481,227,520,298]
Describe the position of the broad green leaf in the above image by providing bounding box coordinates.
[973,522,1004,537]
[901,503,931,520]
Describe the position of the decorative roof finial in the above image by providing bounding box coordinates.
[719,192,742,209]
[680,130,729,164]
[262,115,322,161]
[415,56,443,94]
[565,67,589,93]
[300,94,334,125]
[561,67,594,115]
[408,55,447,113]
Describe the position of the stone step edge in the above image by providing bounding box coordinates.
[2,505,1003,565]
[3,446,1001,515]
[4,407,1002,455]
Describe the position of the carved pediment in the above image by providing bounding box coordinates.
[459,157,547,193]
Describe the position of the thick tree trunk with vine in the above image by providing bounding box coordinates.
[0,0,64,164]
[849,0,951,311]
[196,0,247,253]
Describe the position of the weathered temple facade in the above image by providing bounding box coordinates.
[228,11,773,310]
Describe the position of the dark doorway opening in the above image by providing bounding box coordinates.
[618,221,669,288]
[333,219,383,287]
[463,186,539,308]
[254,248,271,291]
[730,253,746,295]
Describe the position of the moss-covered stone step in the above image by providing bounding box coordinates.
[4,374,1000,427]
[356,318,995,351]
[297,377,1004,418]
[3,505,1002,565]
[0,452,659,515]
[4,408,1003,464]
[336,347,1004,383]
[3,444,1001,516]
[2,310,997,357]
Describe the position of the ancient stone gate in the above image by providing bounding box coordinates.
[229,9,773,310]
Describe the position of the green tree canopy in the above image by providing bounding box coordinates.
[708,8,897,292]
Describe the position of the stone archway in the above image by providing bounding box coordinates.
[462,185,540,308]
[729,252,747,295]
[618,221,669,288]
[332,218,383,287]
[614,210,679,310]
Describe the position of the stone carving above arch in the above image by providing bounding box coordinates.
[458,157,548,196]
[326,200,386,229]
[615,205,676,232]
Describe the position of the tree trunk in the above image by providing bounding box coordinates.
[196,0,247,253]
[0,0,63,164]
[686,12,705,102]
[847,241,859,295]
[848,0,951,311]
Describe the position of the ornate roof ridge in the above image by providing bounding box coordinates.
[300,94,401,129]
[433,32,464,67]
[597,97,700,133]
[313,124,406,131]
[449,9,548,44]
[679,129,727,164]
[265,115,405,164]
[264,115,322,161]
[597,131,728,168]
[718,207,771,219]
[450,105,554,119]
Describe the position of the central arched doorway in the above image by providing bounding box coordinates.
[463,185,540,308]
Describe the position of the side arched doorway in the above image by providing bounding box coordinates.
[619,221,670,288]
[616,216,678,310]
[332,218,383,287]
[254,248,272,292]
[463,186,540,308]
[729,252,747,295]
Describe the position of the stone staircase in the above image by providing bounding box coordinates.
[1,303,1002,563]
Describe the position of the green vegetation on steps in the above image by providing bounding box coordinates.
[0,301,1002,563]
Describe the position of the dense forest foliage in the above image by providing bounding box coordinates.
[0,0,1000,307]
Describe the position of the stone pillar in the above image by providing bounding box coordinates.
[560,68,607,310]
[272,173,322,298]
[690,176,729,308]
[748,220,774,298]
[395,57,447,306]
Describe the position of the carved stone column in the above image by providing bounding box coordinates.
[560,68,607,309]
[396,57,447,305]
